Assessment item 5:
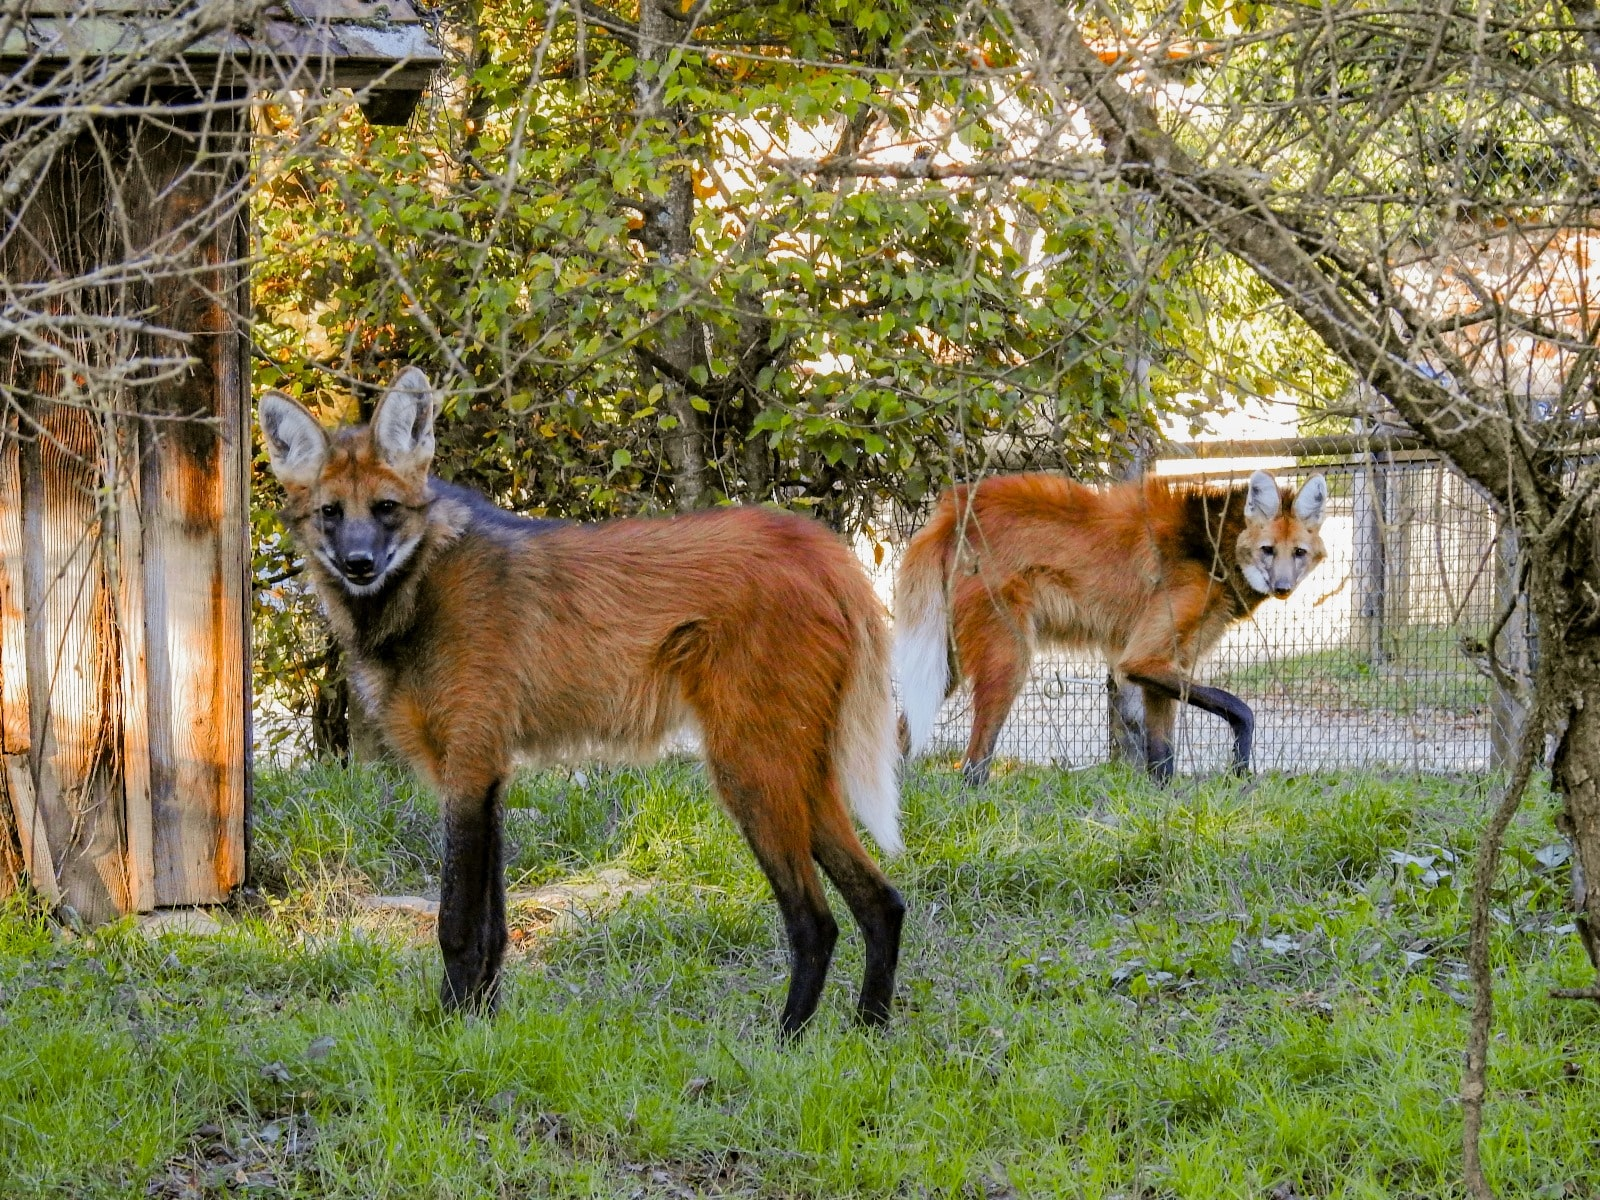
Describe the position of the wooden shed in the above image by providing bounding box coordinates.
[0,0,441,922]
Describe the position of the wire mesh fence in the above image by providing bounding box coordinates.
[872,452,1520,776]
[253,449,1523,777]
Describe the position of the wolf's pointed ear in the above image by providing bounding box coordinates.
[1293,474,1328,531]
[258,392,328,488]
[371,367,437,475]
[1244,469,1281,522]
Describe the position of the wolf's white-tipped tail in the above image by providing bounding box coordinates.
[893,534,950,756]
[836,609,903,857]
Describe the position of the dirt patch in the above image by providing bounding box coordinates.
[145,1115,317,1199]
[136,909,225,937]
[510,868,655,931]
[615,1151,759,1198]
[353,869,657,948]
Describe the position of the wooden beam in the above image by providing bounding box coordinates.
[112,422,156,911]
[3,754,59,904]
[1159,433,1429,460]
[129,112,247,905]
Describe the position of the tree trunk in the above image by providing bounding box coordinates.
[636,0,710,510]
[1540,508,1600,971]
[309,638,351,760]
[1553,657,1600,970]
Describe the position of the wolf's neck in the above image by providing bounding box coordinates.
[309,482,474,660]
[313,548,432,659]
[1232,574,1272,619]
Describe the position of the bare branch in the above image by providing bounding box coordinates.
[767,155,1105,182]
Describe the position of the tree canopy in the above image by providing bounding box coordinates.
[251,0,1229,535]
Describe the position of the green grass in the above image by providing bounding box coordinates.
[1211,626,1491,714]
[3,760,1597,1198]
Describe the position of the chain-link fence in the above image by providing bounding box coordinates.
[255,449,1522,776]
[873,451,1521,776]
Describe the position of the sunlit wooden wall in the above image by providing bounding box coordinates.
[0,112,251,922]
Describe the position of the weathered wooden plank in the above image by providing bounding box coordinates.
[0,782,22,898]
[0,114,253,917]
[17,421,72,910]
[0,395,34,898]
[0,420,29,756]
[1,134,127,919]
[143,413,243,902]
[0,0,443,126]
[25,403,132,923]
[11,18,443,74]
[145,443,248,902]
[111,421,156,911]
[0,107,255,917]
[6,0,164,12]
[215,204,250,899]
[17,0,430,23]
[282,0,430,25]
[126,114,248,906]
[144,433,223,902]
[3,753,60,905]
[137,423,179,904]
[236,231,256,880]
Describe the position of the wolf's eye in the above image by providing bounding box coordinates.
[320,503,341,520]
[371,499,399,517]
[1294,547,1308,559]
[1260,545,1275,557]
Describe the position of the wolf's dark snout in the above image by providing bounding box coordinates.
[335,520,387,584]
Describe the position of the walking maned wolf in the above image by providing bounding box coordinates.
[258,369,904,1036]
[894,470,1328,784]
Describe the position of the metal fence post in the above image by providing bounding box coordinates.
[1383,464,1415,636]
[1107,672,1146,765]
[1108,395,1152,767]
[1489,518,1529,773]
[1352,450,1389,665]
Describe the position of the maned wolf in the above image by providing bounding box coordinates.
[258,369,904,1036]
[894,469,1328,784]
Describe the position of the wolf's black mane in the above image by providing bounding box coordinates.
[1171,481,1250,570]
[429,477,570,539]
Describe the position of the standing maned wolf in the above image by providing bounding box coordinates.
[258,369,904,1036]
[895,470,1328,784]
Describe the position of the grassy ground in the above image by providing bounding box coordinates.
[1210,626,1491,716]
[2,760,1596,1198]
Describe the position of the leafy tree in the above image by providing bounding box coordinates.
[250,0,1205,750]
[255,2,1198,522]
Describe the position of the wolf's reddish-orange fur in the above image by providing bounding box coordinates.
[895,471,1327,781]
[259,370,902,1035]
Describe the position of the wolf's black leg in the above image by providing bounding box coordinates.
[1128,671,1255,778]
[438,779,506,1013]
